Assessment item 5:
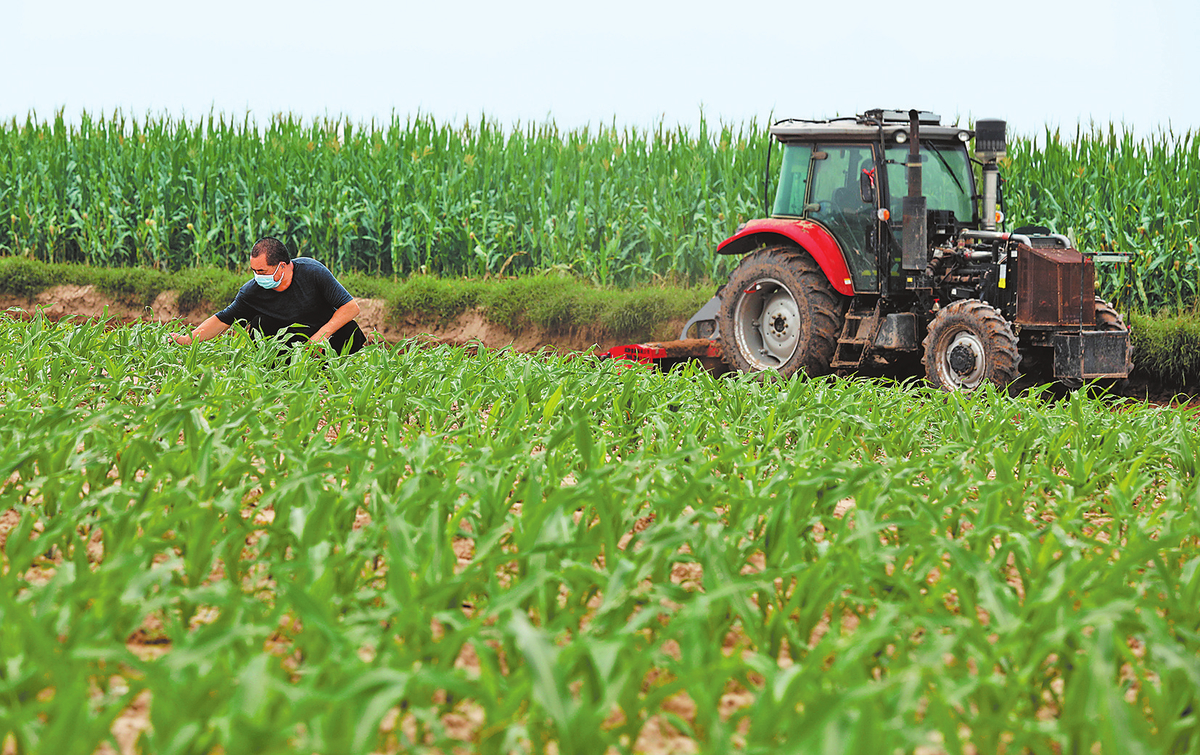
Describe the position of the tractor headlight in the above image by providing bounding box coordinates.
[957,131,971,142]
[894,131,908,144]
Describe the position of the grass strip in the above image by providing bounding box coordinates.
[0,256,714,341]
[1129,310,1200,389]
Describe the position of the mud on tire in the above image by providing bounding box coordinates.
[923,299,1021,391]
[716,245,846,378]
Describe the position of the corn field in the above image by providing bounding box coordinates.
[0,111,1198,307]
[2,316,1199,753]
[0,111,763,287]
[1005,125,1200,312]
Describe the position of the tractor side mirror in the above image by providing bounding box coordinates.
[859,170,875,204]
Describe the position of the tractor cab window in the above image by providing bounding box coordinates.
[884,143,974,222]
[807,144,879,292]
[772,144,813,216]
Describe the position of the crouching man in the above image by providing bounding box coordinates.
[171,237,367,355]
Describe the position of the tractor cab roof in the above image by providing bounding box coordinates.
[770,109,973,144]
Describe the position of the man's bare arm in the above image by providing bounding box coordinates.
[310,300,360,344]
[171,315,231,345]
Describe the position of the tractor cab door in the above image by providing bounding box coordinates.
[807,144,880,292]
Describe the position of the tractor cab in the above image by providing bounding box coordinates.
[768,111,977,294]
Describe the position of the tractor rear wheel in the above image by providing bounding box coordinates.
[923,299,1020,391]
[716,246,846,378]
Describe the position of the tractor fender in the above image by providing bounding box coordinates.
[716,218,854,297]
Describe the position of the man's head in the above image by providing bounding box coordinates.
[251,237,290,267]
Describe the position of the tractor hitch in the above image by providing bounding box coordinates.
[600,339,726,374]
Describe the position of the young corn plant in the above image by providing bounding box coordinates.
[2,314,1199,753]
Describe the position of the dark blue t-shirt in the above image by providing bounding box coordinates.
[215,258,354,328]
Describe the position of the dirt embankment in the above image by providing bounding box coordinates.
[0,285,651,354]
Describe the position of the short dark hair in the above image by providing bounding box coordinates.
[251,237,290,266]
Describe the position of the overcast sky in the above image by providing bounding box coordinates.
[5,0,1197,140]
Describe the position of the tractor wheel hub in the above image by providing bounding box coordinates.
[949,343,977,375]
[732,278,802,370]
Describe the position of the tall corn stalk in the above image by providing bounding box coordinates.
[0,111,1196,307]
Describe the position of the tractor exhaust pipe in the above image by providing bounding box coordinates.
[981,164,1000,231]
[900,109,927,271]
[907,109,922,200]
[975,119,1007,231]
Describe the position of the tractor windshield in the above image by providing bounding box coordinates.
[772,144,813,216]
[885,143,974,222]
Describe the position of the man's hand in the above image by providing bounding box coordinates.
[171,316,230,346]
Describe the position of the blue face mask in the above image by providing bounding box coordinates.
[254,263,283,290]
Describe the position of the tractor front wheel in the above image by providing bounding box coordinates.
[923,299,1020,391]
[716,246,846,378]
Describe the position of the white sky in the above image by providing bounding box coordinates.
[4,0,1197,139]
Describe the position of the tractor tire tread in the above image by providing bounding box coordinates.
[922,299,1021,391]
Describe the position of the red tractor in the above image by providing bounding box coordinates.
[608,109,1132,390]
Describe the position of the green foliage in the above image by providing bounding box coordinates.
[0,110,763,286]
[0,256,64,298]
[173,266,246,314]
[383,274,712,340]
[386,274,485,322]
[337,270,394,301]
[479,275,584,331]
[1,318,1199,753]
[4,111,1197,308]
[1129,309,1200,387]
[1005,125,1200,312]
[88,265,172,307]
[596,285,712,339]
[480,276,711,339]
